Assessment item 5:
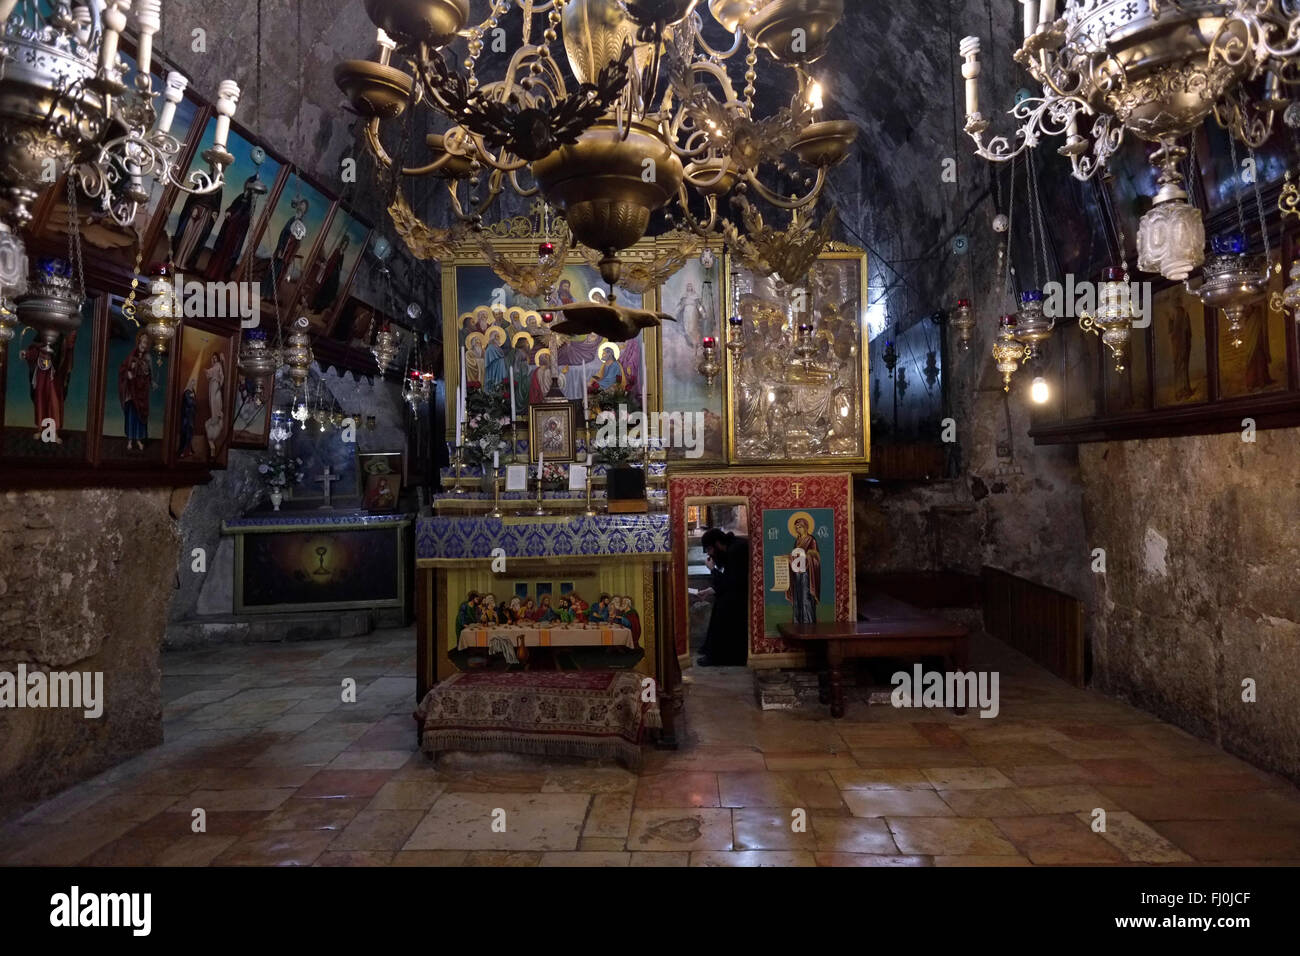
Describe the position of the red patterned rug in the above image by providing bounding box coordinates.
[414,670,660,769]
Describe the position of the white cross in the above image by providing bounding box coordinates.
[315,466,339,509]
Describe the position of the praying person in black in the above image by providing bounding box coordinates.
[697,528,750,666]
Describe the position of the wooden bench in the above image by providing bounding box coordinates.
[778,594,970,718]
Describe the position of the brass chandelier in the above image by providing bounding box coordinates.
[335,0,856,288]
[958,1,1300,281]
[0,1,239,339]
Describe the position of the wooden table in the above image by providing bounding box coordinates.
[779,595,970,718]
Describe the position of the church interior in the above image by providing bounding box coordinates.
[2,0,1300,882]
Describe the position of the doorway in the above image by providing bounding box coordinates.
[681,497,750,667]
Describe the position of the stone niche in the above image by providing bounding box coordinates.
[0,488,178,818]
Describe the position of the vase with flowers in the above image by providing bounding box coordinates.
[463,381,511,475]
[256,452,305,511]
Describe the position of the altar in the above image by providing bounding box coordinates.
[223,512,414,624]
[414,509,678,741]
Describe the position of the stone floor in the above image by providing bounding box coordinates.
[3,627,1300,866]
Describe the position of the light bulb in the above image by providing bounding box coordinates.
[1030,376,1050,404]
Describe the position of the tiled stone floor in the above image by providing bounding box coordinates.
[3,628,1300,866]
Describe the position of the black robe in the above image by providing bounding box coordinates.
[702,536,750,665]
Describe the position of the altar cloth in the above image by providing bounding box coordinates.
[458,624,636,651]
[414,670,659,769]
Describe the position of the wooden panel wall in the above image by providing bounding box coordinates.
[981,566,1087,687]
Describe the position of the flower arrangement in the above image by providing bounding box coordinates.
[463,381,511,469]
[539,461,568,490]
[256,452,305,491]
[591,382,642,414]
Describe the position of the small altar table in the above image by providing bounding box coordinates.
[779,594,969,718]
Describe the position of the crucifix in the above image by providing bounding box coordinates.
[315,466,339,510]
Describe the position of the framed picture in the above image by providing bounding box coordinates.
[231,374,275,449]
[171,324,236,467]
[1152,282,1209,408]
[165,123,281,279]
[360,451,404,513]
[529,401,576,463]
[726,243,869,465]
[295,208,371,335]
[762,507,836,638]
[2,291,100,462]
[100,296,171,463]
[657,245,726,461]
[249,170,334,311]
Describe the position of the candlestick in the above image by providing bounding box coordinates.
[584,469,597,517]
[509,366,517,422]
[490,473,503,519]
[452,444,466,496]
[533,460,547,517]
[511,422,519,464]
[582,362,589,423]
[454,385,462,447]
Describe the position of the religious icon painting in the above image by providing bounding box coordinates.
[360,451,404,513]
[295,209,371,335]
[166,123,282,280]
[761,508,836,638]
[171,325,236,468]
[529,401,576,463]
[330,298,380,351]
[659,250,725,461]
[250,170,332,311]
[1151,283,1208,408]
[1,291,98,461]
[727,247,869,465]
[100,296,170,463]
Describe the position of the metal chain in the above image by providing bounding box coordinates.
[1228,133,1248,242]
[66,177,86,297]
[1029,153,1051,289]
[1004,160,1017,305]
[1247,145,1272,267]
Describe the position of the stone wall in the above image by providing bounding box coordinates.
[1079,433,1300,780]
[0,490,177,817]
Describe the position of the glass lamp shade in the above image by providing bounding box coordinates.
[1136,199,1205,281]
[950,298,975,351]
[1014,289,1054,358]
[1281,262,1300,316]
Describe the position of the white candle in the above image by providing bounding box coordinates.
[455,386,462,447]
[493,450,499,470]
[1038,0,1057,28]
[538,452,544,477]
[641,356,648,416]
[1019,0,1039,39]
[582,362,589,421]
[509,366,517,421]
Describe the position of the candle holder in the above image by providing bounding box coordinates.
[490,473,504,518]
[584,470,598,517]
[533,466,548,517]
[452,445,466,495]
[510,422,520,463]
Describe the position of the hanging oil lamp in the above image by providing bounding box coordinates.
[697,334,720,386]
[950,298,975,351]
[882,338,898,377]
[237,329,278,405]
[793,321,817,368]
[283,316,314,389]
[725,313,746,359]
[372,322,399,371]
[992,314,1025,392]
[1278,260,1300,317]
[139,263,180,357]
[1013,289,1054,360]
[1079,267,1134,373]
[924,349,940,387]
[1195,233,1268,349]
[14,257,82,354]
